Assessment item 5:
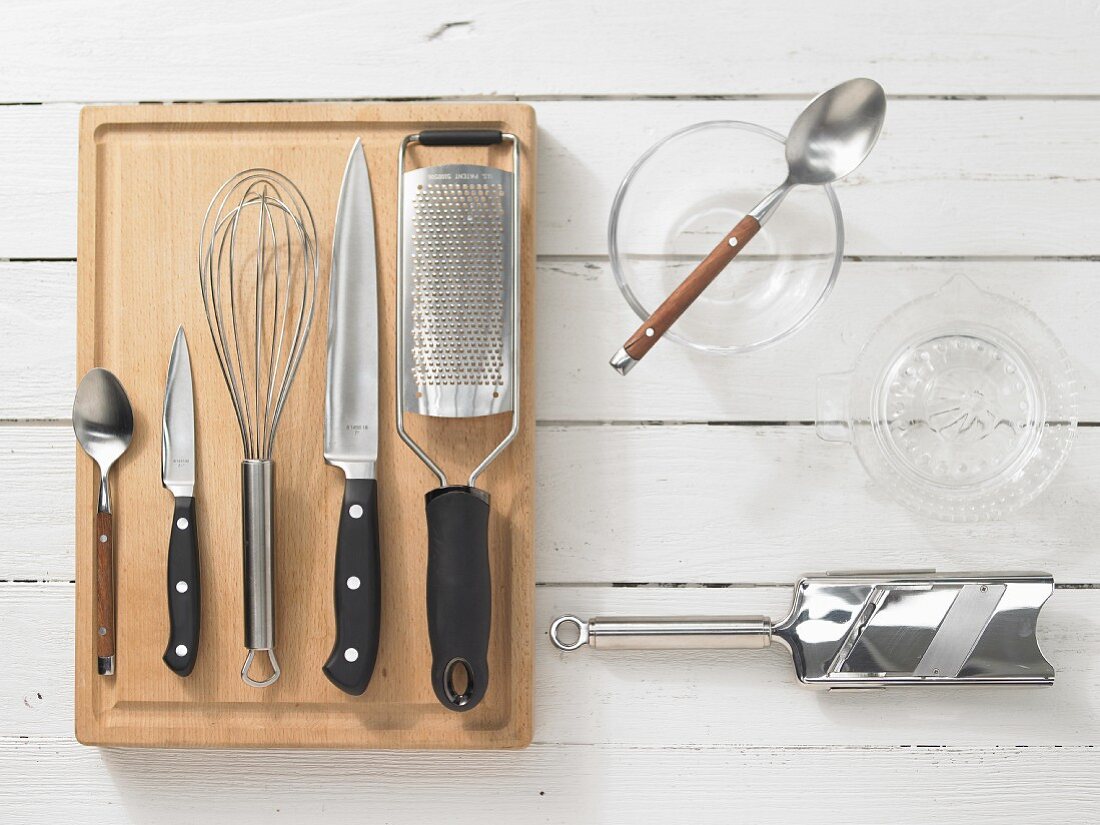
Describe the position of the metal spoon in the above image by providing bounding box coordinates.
[611,77,887,375]
[73,368,134,675]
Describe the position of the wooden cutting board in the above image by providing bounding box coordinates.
[75,103,535,748]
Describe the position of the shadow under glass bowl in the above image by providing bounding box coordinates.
[608,120,844,354]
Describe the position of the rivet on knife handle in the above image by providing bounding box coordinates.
[163,497,200,676]
[323,478,382,695]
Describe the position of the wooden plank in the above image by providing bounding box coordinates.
[538,260,1100,422]
[8,424,1100,584]
[73,103,537,748]
[6,100,1100,259]
[0,737,1096,824]
[0,263,74,421]
[3,2,1100,102]
[0,585,72,737]
[5,582,1098,746]
[5,259,1100,424]
[537,99,1100,258]
[535,425,1100,583]
[0,425,73,580]
[0,106,76,259]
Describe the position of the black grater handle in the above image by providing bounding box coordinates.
[418,129,503,147]
[425,485,492,711]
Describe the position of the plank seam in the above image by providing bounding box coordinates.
[2,580,1097,589]
[8,255,1100,264]
[9,419,1100,428]
[0,734,1094,750]
[7,94,1100,106]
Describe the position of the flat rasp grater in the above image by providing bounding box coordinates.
[396,129,521,711]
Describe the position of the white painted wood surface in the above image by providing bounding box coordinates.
[6,100,1100,259]
[3,1,1099,100]
[6,583,1100,746]
[7,423,1100,583]
[3,2,1100,822]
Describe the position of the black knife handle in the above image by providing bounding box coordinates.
[323,477,382,695]
[163,497,200,677]
[418,129,503,147]
[426,486,491,711]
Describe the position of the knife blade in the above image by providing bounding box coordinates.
[161,326,200,677]
[322,138,382,696]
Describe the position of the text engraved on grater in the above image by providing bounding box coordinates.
[426,171,498,183]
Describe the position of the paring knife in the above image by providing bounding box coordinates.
[161,326,200,677]
[323,137,382,695]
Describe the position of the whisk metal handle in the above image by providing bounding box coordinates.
[426,486,492,712]
[241,459,280,687]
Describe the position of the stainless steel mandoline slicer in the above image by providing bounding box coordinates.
[551,571,1056,688]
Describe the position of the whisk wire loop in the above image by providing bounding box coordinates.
[198,169,319,461]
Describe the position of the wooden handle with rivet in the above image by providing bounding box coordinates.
[620,214,761,364]
[95,511,116,675]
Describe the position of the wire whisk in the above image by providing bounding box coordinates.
[198,169,319,687]
[199,170,318,460]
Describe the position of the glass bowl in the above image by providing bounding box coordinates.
[609,120,844,353]
[817,276,1078,522]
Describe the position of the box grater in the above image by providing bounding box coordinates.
[396,129,521,712]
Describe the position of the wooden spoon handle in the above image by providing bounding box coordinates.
[620,214,761,365]
[94,511,116,675]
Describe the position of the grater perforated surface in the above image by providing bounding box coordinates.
[401,163,514,418]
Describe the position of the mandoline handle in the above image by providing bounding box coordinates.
[425,486,492,711]
[163,496,200,677]
[550,615,773,651]
[614,214,761,373]
[323,478,382,696]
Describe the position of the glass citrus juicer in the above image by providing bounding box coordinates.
[817,276,1078,522]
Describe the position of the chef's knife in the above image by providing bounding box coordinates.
[323,138,382,695]
[161,326,200,677]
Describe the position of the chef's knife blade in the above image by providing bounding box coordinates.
[161,326,200,677]
[322,138,382,696]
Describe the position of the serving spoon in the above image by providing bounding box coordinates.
[611,77,887,375]
[73,368,134,675]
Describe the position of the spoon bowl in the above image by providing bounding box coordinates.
[73,368,134,510]
[785,77,887,186]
